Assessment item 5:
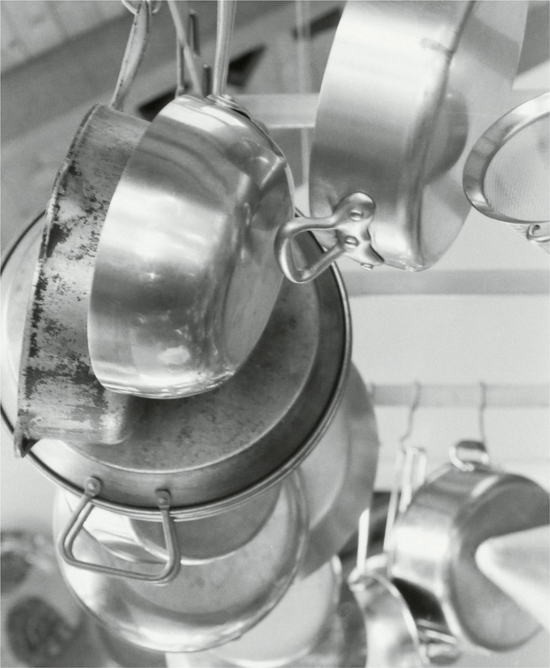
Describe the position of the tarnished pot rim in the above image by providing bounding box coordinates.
[1,211,45,434]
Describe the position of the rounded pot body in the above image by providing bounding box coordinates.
[89,95,294,399]
[310,0,527,270]
[388,446,549,651]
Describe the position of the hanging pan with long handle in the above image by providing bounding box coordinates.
[276,0,528,283]
[88,0,295,400]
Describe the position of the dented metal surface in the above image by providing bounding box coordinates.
[15,105,149,455]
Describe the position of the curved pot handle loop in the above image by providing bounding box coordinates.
[450,440,491,471]
[57,477,181,585]
[275,193,376,284]
[110,0,155,111]
[526,223,550,249]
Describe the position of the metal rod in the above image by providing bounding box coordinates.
[370,383,549,408]
[167,0,202,95]
[212,0,237,97]
[294,0,312,186]
[355,507,371,577]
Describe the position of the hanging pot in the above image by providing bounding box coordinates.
[387,440,550,652]
[275,0,528,282]
[88,0,295,399]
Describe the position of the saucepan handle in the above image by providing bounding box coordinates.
[275,192,376,284]
[110,0,159,111]
[57,477,181,585]
[526,223,550,250]
[450,440,491,471]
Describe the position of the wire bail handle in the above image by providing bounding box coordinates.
[57,476,181,585]
[166,0,203,96]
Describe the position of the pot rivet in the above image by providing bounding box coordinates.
[349,209,364,221]
[85,477,102,496]
[344,236,360,249]
[361,263,374,271]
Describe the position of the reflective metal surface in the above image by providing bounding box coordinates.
[463,91,550,252]
[301,365,379,577]
[89,95,293,399]
[15,105,147,454]
[310,0,528,271]
[171,558,367,668]
[476,526,550,630]
[349,555,425,668]
[387,441,549,651]
[8,182,350,512]
[53,473,308,653]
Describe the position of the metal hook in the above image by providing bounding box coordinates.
[167,0,203,96]
[527,223,550,244]
[478,381,487,445]
[384,381,422,552]
[111,0,153,111]
[399,381,421,448]
[122,0,162,14]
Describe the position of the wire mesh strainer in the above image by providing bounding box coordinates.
[463,92,550,252]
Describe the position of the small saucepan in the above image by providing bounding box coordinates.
[88,0,294,399]
[387,440,549,653]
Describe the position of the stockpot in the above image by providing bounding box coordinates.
[276,0,528,282]
[88,0,294,399]
[387,440,550,652]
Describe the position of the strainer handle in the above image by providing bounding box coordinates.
[57,477,181,585]
[275,193,376,284]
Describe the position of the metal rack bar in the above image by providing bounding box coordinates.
[343,270,550,296]
[370,384,549,408]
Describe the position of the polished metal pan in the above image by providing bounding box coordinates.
[387,440,549,652]
[276,1,528,282]
[88,0,294,399]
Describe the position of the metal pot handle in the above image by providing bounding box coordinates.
[57,477,181,585]
[110,0,158,111]
[274,193,376,284]
[526,223,550,247]
[450,440,491,471]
